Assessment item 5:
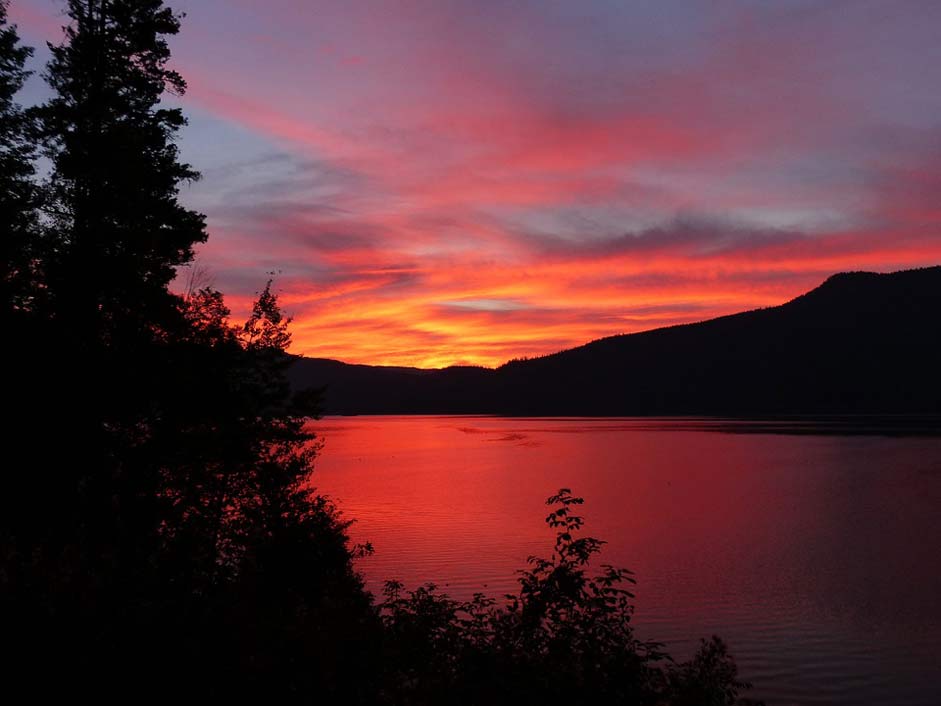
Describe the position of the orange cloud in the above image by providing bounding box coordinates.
[12,0,941,368]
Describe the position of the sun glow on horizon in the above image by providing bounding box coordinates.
[13,0,941,368]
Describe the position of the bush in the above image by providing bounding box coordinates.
[379,489,759,705]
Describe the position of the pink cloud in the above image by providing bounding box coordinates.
[10,0,941,366]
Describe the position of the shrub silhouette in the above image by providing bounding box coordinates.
[380,489,759,706]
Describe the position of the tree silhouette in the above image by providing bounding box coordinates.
[38,0,206,340]
[3,3,374,696]
[154,282,379,700]
[0,0,36,315]
[0,3,208,690]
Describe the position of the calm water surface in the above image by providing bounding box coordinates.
[311,416,941,705]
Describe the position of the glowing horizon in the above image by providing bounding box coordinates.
[11,1,941,368]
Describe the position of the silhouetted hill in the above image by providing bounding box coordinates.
[289,266,941,416]
[288,359,494,414]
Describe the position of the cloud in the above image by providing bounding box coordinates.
[12,0,941,366]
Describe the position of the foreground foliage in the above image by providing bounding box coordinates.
[380,489,758,706]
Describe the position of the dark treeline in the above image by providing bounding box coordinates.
[1,2,756,703]
[290,266,941,418]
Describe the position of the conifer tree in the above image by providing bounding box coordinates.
[39,0,206,342]
[33,0,208,566]
[0,0,36,314]
[5,2,211,684]
[18,5,376,694]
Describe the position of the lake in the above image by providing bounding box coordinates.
[310,415,941,705]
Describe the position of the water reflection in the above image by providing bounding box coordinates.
[311,416,941,705]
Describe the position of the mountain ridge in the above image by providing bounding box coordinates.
[288,266,941,416]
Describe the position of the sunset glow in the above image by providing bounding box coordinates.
[13,0,941,367]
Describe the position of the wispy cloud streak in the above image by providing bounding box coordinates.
[12,0,941,366]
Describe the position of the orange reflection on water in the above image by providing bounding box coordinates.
[310,415,941,706]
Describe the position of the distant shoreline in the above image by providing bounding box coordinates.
[291,267,941,421]
[312,413,941,437]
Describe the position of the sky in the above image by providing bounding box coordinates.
[9,0,941,367]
